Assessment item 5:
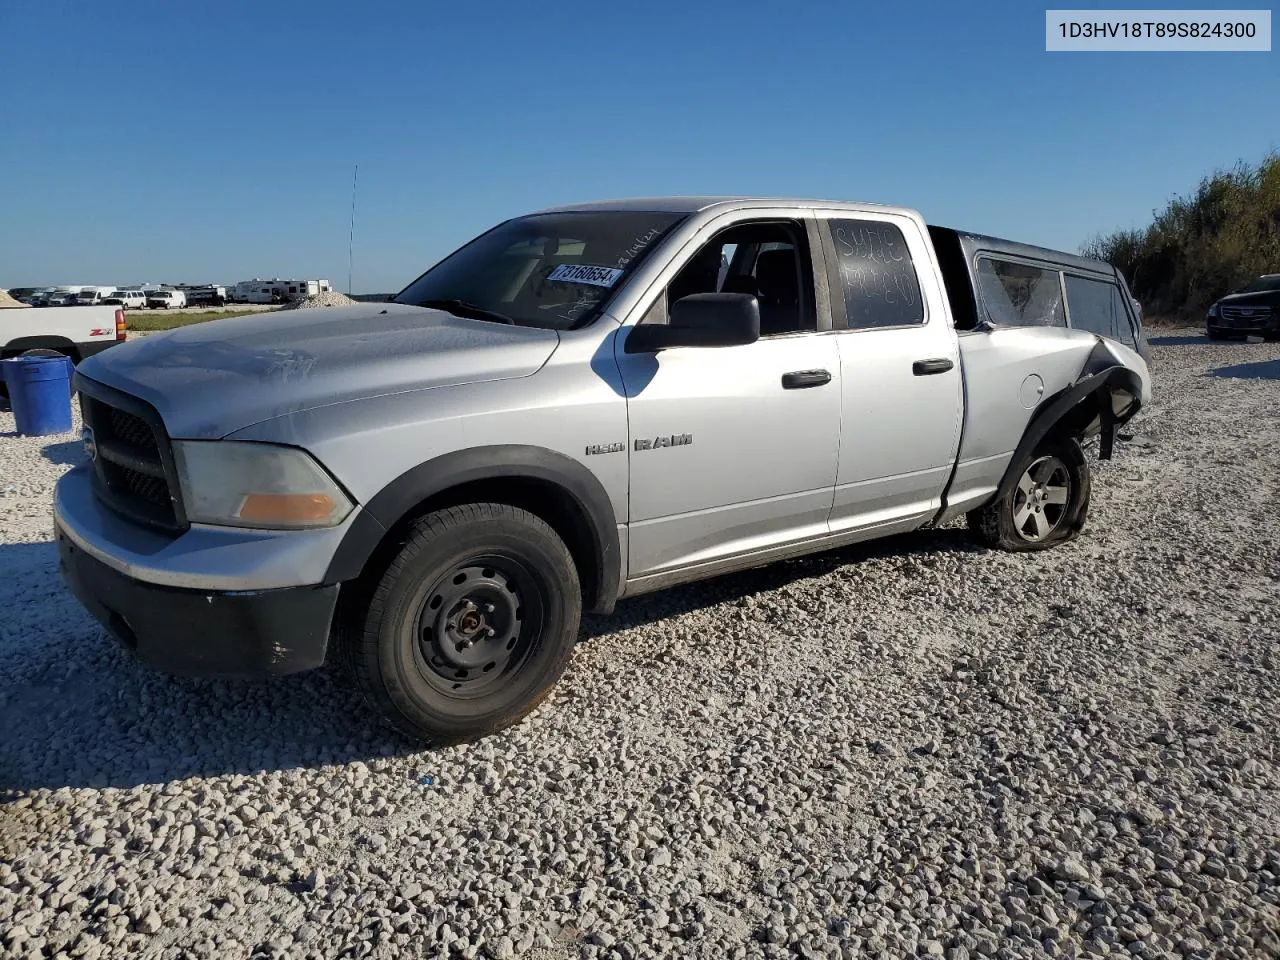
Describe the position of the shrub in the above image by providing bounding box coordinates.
[1082,152,1280,321]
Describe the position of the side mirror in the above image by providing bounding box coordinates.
[626,292,760,353]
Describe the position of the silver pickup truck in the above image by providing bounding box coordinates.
[53,197,1152,743]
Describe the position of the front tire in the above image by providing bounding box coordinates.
[341,503,581,744]
[967,436,1091,552]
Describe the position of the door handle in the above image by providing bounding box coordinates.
[912,358,954,376]
[781,369,832,389]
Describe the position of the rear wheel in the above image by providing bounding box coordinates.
[967,436,1090,552]
[339,502,581,744]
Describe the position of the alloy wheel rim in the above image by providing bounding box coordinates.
[1013,455,1071,541]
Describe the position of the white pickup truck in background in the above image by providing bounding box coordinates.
[0,291,127,392]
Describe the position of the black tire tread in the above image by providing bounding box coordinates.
[336,502,580,744]
[966,436,1091,553]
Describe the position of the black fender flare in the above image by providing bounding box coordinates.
[323,445,621,614]
[994,354,1143,503]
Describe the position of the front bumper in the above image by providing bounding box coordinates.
[57,524,338,678]
[1208,317,1278,337]
[52,463,357,678]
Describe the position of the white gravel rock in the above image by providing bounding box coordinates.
[282,291,358,310]
[2,329,1279,959]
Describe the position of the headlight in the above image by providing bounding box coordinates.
[1208,303,1220,317]
[172,441,353,529]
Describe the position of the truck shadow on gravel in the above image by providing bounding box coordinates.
[1147,334,1210,346]
[40,439,87,466]
[2,527,979,794]
[581,526,980,641]
[1208,359,1280,381]
[0,540,416,794]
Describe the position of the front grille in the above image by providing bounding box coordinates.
[1220,305,1272,323]
[106,406,157,452]
[80,390,185,532]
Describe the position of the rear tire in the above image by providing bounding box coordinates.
[967,436,1091,552]
[339,503,581,744]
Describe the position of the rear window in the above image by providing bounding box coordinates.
[976,257,1065,328]
[1065,274,1136,347]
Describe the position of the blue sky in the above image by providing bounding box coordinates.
[2,0,1275,292]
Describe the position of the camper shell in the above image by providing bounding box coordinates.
[928,226,1150,362]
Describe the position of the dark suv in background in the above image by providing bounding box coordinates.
[1206,273,1280,340]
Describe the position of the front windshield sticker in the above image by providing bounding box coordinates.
[546,264,624,288]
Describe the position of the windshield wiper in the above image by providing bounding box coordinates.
[417,298,516,325]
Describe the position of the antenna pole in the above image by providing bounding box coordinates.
[347,163,359,296]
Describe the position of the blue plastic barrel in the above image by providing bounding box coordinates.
[3,355,75,435]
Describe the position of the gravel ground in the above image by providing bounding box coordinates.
[1,330,1278,960]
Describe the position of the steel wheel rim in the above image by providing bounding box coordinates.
[1013,455,1071,542]
[412,554,545,699]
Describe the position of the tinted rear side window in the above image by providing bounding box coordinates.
[825,219,924,329]
[976,257,1065,328]
[1065,274,1136,347]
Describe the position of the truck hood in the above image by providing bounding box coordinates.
[77,302,560,439]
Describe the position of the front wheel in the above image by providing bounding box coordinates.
[967,436,1091,552]
[340,503,581,744]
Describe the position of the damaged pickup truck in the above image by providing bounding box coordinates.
[54,197,1152,743]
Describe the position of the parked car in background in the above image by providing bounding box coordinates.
[15,288,57,305]
[55,195,1152,745]
[42,289,85,306]
[73,287,119,306]
[1206,273,1280,340]
[145,289,187,309]
[180,284,227,306]
[103,290,147,309]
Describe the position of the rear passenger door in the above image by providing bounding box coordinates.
[815,212,964,535]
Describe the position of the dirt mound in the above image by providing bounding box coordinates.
[0,289,31,309]
[283,291,358,310]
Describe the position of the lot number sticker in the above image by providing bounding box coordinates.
[546,264,624,288]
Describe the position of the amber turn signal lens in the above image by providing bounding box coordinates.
[236,493,337,524]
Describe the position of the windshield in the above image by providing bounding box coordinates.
[394,211,686,329]
[1236,274,1280,294]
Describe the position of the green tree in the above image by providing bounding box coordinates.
[1082,152,1280,321]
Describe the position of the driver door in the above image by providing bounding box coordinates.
[615,215,841,581]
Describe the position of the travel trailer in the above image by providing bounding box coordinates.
[229,278,333,304]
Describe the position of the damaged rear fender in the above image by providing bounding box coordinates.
[994,339,1147,502]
